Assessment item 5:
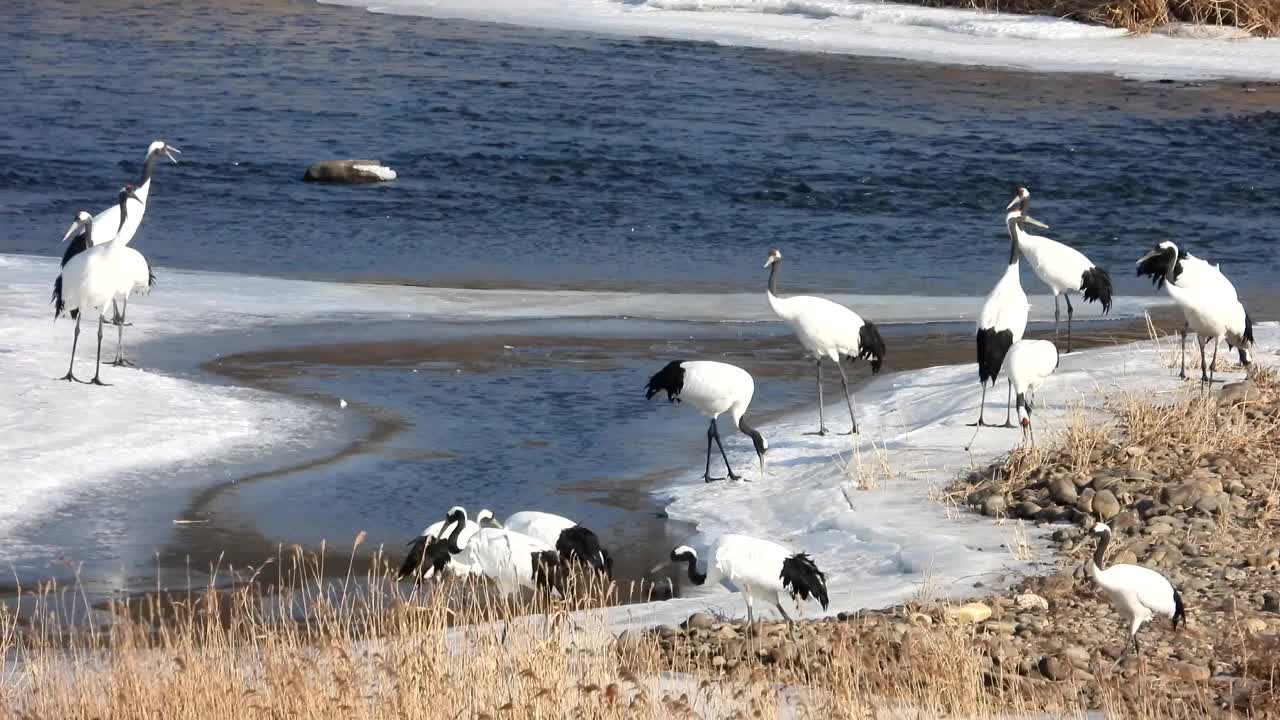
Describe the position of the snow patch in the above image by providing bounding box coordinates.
[322,0,1280,81]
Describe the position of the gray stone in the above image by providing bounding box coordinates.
[685,612,716,630]
[1093,490,1121,520]
[1049,476,1078,505]
[982,494,1009,517]
[302,159,397,184]
[1263,593,1280,613]
[1014,501,1042,519]
[1039,655,1071,681]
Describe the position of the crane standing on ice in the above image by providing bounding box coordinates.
[1005,339,1059,445]
[645,360,768,483]
[67,140,179,366]
[969,203,1043,427]
[764,248,885,435]
[52,186,144,386]
[1005,188,1112,353]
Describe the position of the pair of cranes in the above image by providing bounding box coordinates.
[51,141,179,385]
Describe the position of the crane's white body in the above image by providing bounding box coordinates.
[1004,340,1058,399]
[503,511,576,544]
[1168,253,1238,301]
[684,534,816,622]
[1089,523,1180,658]
[1014,227,1095,297]
[767,293,871,363]
[677,360,755,423]
[59,234,131,320]
[456,525,559,597]
[977,261,1029,342]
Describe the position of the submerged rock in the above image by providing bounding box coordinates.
[303,159,398,183]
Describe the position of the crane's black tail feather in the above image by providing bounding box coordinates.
[1080,266,1113,313]
[855,321,886,374]
[51,276,65,320]
[780,553,829,610]
[1172,588,1186,630]
[556,525,611,575]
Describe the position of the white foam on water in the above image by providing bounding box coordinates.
[598,323,1277,628]
[320,0,1280,81]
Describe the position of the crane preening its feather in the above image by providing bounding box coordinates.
[503,510,613,577]
[664,534,830,627]
[396,506,482,584]
[645,360,768,483]
[1136,240,1253,385]
[1006,188,1112,353]
[1088,523,1186,668]
[765,248,885,435]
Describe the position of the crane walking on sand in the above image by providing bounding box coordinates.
[1004,188,1111,353]
[1088,523,1185,667]
[645,360,768,483]
[969,203,1043,427]
[764,248,885,435]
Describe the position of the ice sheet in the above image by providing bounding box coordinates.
[599,322,1277,628]
[321,0,1280,81]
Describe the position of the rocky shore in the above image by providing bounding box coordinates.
[639,372,1280,717]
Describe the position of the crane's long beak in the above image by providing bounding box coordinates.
[164,146,181,163]
[648,560,671,575]
[1022,214,1049,229]
[1135,249,1160,265]
[759,454,767,479]
[1005,196,1021,210]
[60,219,84,243]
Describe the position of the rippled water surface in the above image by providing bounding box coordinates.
[3,0,1280,295]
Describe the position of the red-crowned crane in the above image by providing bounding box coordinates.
[503,510,612,576]
[667,534,829,626]
[1088,523,1185,667]
[1005,188,1112,353]
[51,186,144,386]
[1005,339,1060,445]
[969,203,1044,427]
[645,360,768,483]
[1136,240,1253,384]
[397,505,482,584]
[764,248,885,435]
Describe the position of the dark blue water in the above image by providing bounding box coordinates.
[3,0,1280,296]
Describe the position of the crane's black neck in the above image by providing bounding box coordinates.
[140,151,161,186]
[446,516,467,554]
[738,416,765,454]
[1005,216,1021,266]
[1092,530,1110,571]
[680,555,707,586]
[767,260,781,297]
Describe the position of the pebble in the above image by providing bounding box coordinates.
[1015,593,1049,612]
[1263,592,1280,613]
[1039,655,1071,681]
[945,602,992,624]
[685,612,715,630]
[1093,490,1121,520]
[982,494,1008,517]
[1049,476,1078,505]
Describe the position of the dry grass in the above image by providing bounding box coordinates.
[0,540,1246,720]
[914,0,1280,34]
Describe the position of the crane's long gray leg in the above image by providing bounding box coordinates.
[703,419,723,483]
[57,315,83,382]
[999,379,1015,428]
[806,360,829,436]
[1199,336,1210,385]
[1210,339,1219,386]
[1065,294,1075,354]
[110,297,135,367]
[88,316,110,387]
[710,421,743,482]
[1053,294,1061,346]
[1179,326,1188,380]
[834,359,858,435]
[966,383,989,427]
